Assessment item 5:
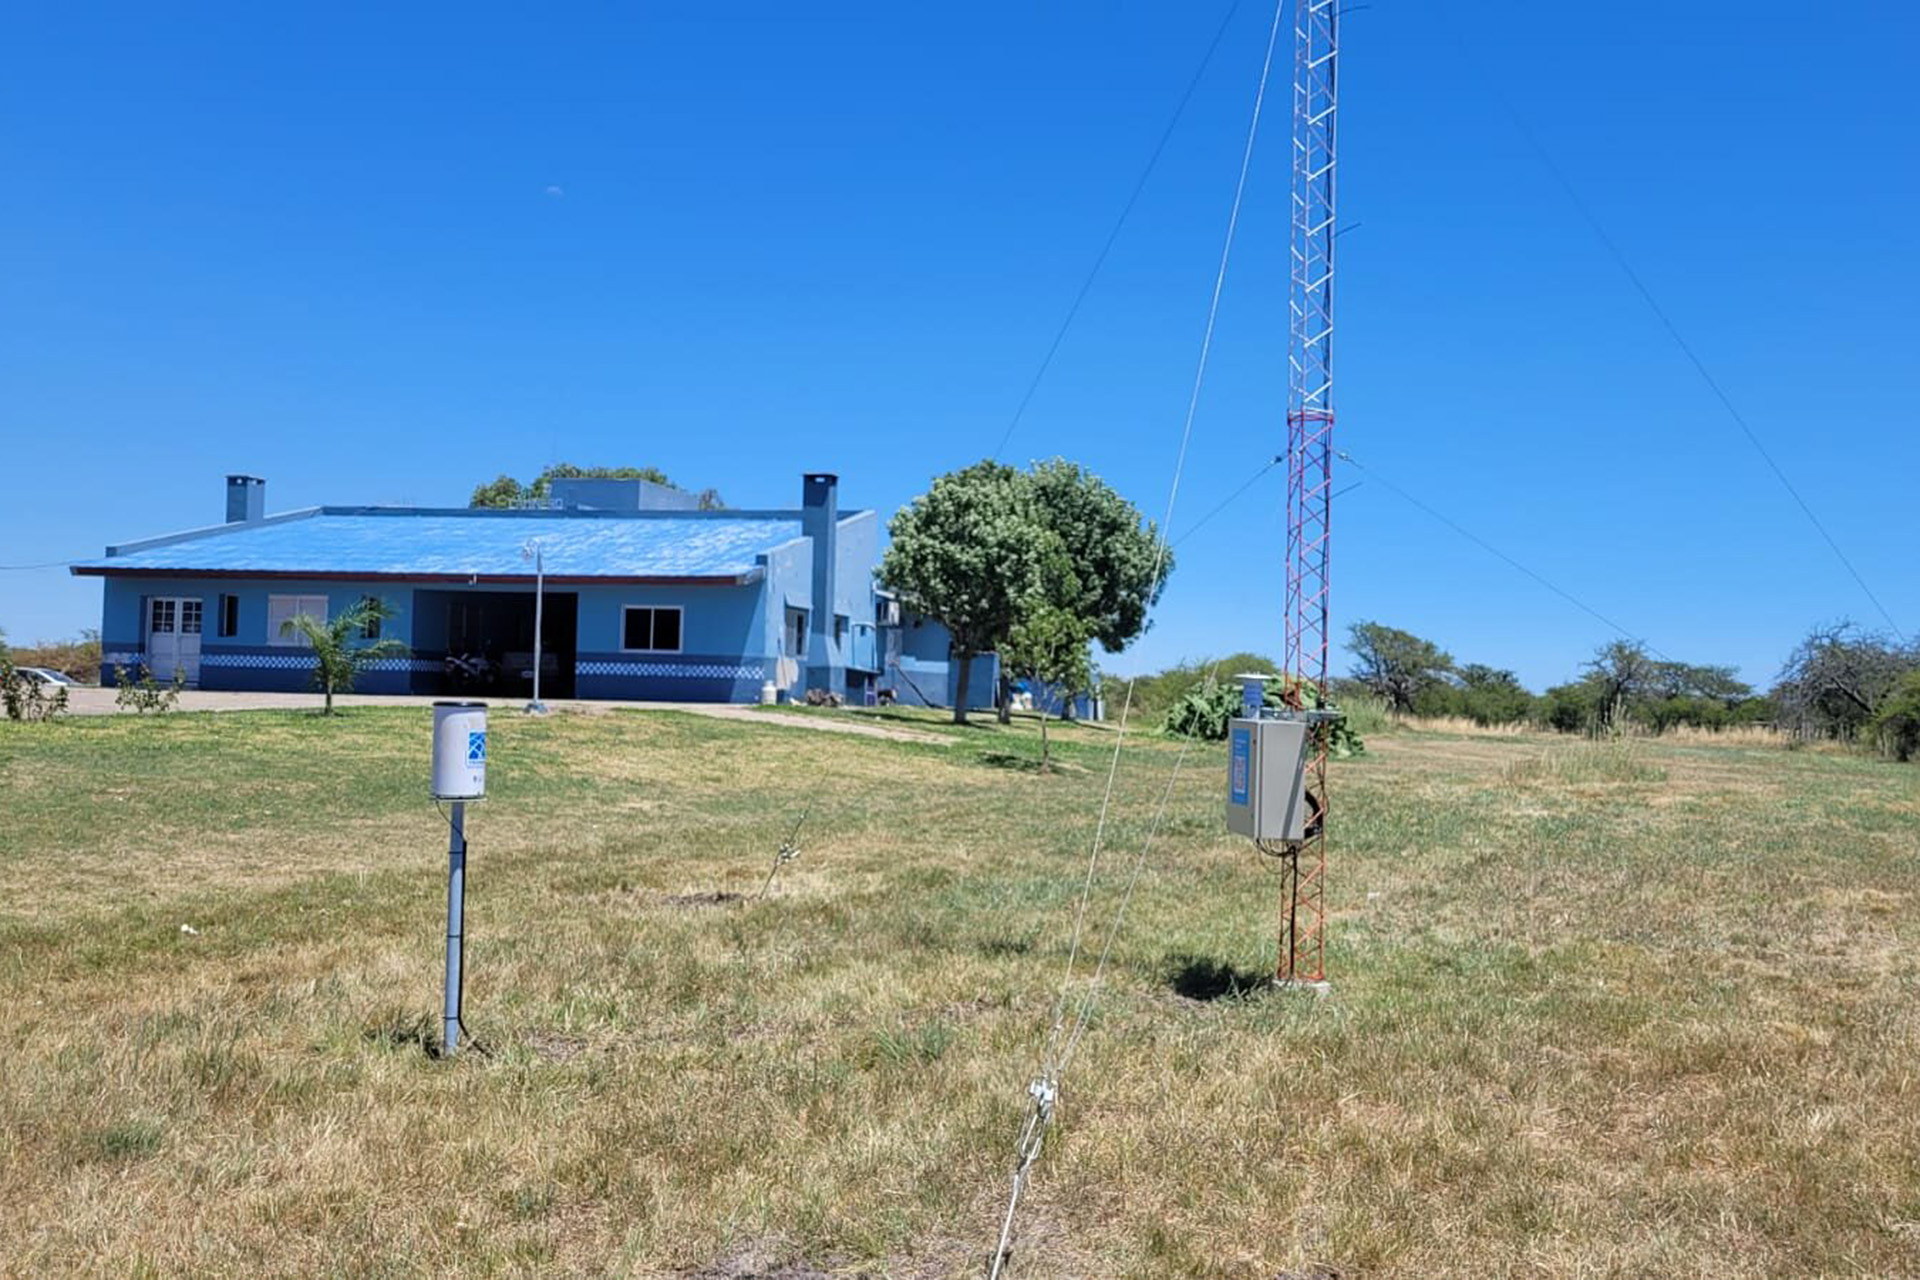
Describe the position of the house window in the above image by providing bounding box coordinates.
[360,596,383,639]
[621,606,683,653]
[784,607,808,658]
[834,615,849,646]
[267,594,328,647]
[217,594,239,638]
[179,599,203,635]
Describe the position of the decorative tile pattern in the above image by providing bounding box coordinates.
[200,652,440,672]
[577,659,766,681]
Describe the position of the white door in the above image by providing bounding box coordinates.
[148,597,203,685]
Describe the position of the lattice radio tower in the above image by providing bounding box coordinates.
[1280,0,1339,986]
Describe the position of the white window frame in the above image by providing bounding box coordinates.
[621,605,684,654]
[267,594,329,647]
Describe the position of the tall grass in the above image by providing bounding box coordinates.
[1501,738,1667,786]
[1332,691,1393,737]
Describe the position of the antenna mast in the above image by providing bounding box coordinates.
[1281,0,1339,986]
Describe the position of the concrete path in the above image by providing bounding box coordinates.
[59,687,951,745]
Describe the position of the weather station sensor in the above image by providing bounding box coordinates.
[1226,672,1342,993]
[431,701,487,1056]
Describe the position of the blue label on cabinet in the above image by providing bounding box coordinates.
[1229,726,1250,805]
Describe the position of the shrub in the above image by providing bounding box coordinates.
[1163,674,1364,757]
[1,657,70,722]
[1537,681,1604,735]
[114,664,183,714]
[1868,671,1920,763]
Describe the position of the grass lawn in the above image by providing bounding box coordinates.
[1,707,1917,1276]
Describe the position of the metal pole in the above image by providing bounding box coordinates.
[443,800,466,1056]
[528,544,547,714]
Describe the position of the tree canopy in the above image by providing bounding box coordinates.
[1773,622,1919,743]
[1347,621,1455,713]
[1024,459,1166,653]
[878,458,1163,724]
[470,464,723,510]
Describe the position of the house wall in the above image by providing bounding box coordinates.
[100,576,427,693]
[92,492,899,706]
[883,613,998,710]
[572,580,770,701]
[100,575,774,701]
[836,511,881,678]
[759,537,813,694]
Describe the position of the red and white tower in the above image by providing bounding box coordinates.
[1281,0,1339,985]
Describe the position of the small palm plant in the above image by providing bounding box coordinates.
[280,598,409,715]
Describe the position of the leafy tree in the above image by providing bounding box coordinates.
[469,474,527,508]
[1454,664,1535,726]
[878,461,1061,723]
[1537,680,1603,734]
[279,598,409,715]
[470,464,723,510]
[882,459,1163,725]
[1582,640,1659,730]
[1649,661,1749,703]
[1868,671,1920,762]
[1024,459,1166,654]
[1002,592,1094,769]
[1347,622,1455,713]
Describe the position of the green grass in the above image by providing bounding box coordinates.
[1,708,1917,1276]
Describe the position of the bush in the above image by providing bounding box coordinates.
[1537,681,1604,735]
[1868,672,1920,762]
[114,664,183,714]
[1162,675,1364,758]
[1,657,69,722]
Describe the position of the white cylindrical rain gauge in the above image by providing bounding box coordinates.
[431,701,489,800]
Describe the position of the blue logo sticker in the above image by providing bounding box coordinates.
[1229,727,1250,805]
[467,731,487,764]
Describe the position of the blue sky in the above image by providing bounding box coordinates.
[3,1,1914,691]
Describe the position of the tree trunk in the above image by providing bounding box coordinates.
[952,648,973,725]
[1039,712,1050,769]
[996,670,1013,725]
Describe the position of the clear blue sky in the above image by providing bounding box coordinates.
[3,1,1914,691]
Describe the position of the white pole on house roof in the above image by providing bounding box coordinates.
[523,538,548,716]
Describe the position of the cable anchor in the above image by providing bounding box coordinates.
[757,805,811,900]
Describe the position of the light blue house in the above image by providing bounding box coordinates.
[74,472,951,705]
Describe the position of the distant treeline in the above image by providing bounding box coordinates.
[1124,620,1920,762]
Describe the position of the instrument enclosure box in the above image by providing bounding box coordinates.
[1225,716,1311,841]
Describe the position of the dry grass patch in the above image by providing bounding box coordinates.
[2,709,1918,1275]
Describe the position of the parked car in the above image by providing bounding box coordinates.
[12,667,79,687]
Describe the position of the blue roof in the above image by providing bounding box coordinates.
[74,509,806,581]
